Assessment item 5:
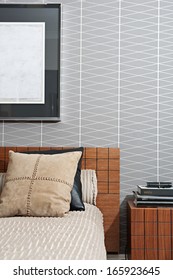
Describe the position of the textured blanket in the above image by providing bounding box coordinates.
[0,204,106,260]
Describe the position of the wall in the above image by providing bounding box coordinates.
[1,0,173,254]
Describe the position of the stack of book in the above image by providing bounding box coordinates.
[133,181,173,207]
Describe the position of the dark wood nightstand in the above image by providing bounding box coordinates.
[127,199,173,260]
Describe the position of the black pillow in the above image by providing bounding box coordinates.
[22,147,85,211]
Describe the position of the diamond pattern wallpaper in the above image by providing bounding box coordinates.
[120,0,158,254]
[1,0,173,254]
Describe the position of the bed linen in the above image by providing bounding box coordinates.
[0,203,106,260]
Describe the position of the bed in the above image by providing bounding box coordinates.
[0,147,120,260]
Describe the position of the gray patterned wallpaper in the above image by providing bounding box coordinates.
[1,0,173,254]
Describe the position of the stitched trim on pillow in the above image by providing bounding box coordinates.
[6,177,73,187]
[27,154,42,216]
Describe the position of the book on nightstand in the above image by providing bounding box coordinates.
[133,199,173,207]
[133,181,173,207]
[133,191,173,207]
[137,185,173,196]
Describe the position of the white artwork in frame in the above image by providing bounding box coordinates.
[0,22,45,104]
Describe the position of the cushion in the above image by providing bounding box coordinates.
[22,148,85,211]
[0,173,6,195]
[0,150,82,217]
[81,170,97,205]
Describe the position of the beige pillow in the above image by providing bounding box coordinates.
[0,150,82,217]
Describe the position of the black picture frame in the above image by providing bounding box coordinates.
[0,4,61,122]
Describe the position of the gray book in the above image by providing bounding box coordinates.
[137,185,173,196]
[133,199,173,207]
[133,191,173,201]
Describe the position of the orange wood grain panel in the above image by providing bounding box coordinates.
[85,159,97,170]
[97,159,108,170]
[109,159,119,170]
[109,171,119,182]
[109,182,119,194]
[158,236,171,260]
[97,182,108,193]
[131,222,144,236]
[97,148,109,158]
[144,222,157,236]
[131,250,145,260]
[145,235,157,249]
[131,236,144,249]
[145,217,157,259]
[157,209,171,259]
[158,208,171,223]
[97,170,108,182]
[158,222,171,236]
[85,148,97,159]
[109,148,120,158]
[145,208,157,222]
[97,194,119,253]
[0,147,5,171]
[158,249,171,260]
[145,249,158,260]
[131,208,144,222]
[172,209,173,259]
[144,220,158,259]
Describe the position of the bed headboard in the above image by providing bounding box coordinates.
[0,146,120,253]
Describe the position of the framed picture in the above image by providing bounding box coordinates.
[0,4,61,122]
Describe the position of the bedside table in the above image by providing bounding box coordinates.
[127,199,173,260]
